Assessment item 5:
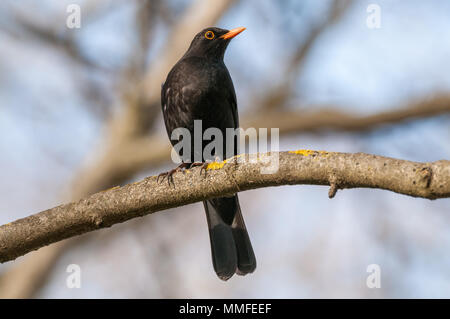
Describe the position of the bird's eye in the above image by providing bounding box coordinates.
[204,31,215,40]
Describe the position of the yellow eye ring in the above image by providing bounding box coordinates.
[205,31,215,40]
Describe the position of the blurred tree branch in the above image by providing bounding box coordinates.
[258,0,354,111]
[0,0,236,298]
[71,0,236,199]
[9,4,105,70]
[245,94,450,134]
[1,150,449,263]
[0,242,65,299]
[1,90,447,297]
[86,94,450,181]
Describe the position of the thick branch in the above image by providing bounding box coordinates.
[105,94,450,179]
[1,151,449,263]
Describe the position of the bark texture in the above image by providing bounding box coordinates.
[1,150,449,263]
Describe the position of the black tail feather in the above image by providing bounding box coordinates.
[203,199,237,280]
[203,195,256,281]
[232,196,257,275]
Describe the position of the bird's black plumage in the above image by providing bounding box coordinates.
[161,27,256,280]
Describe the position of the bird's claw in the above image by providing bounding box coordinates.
[199,162,211,177]
[156,171,173,186]
[184,162,205,175]
[157,162,191,186]
[157,161,211,186]
[199,157,222,176]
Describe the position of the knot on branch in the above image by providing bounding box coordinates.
[420,166,432,188]
[328,174,340,199]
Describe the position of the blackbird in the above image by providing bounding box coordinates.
[160,27,256,280]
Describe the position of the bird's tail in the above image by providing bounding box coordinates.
[203,195,256,281]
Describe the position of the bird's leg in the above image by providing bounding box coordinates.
[198,156,221,176]
[187,161,209,177]
[157,162,191,186]
[188,162,204,169]
[199,162,210,177]
[176,161,207,176]
[157,156,223,185]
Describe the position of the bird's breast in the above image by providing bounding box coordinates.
[163,58,236,131]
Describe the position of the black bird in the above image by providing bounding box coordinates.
[160,27,256,280]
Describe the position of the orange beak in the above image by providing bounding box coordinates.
[220,27,246,40]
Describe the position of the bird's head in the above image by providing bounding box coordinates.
[183,27,245,60]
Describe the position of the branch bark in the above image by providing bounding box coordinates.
[106,94,450,179]
[1,150,449,263]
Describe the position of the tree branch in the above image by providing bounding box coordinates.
[245,94,450,134]
[1,150,449,263]
[103,94,450,180]
[258,0,354,111]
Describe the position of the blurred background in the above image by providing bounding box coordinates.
[0,0,450,298]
